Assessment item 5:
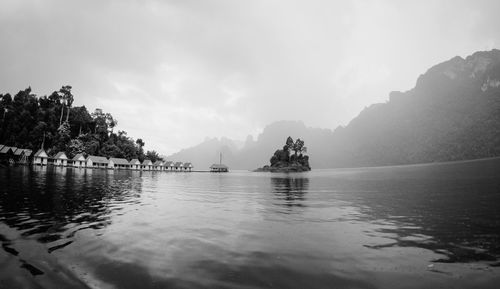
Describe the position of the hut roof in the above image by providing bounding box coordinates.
[87,155,109,164]
[164,161,173,166]
[13,148,25,155]
[23,149,32,157]
[142,159,153,166]
[183,162,193,168]
[72,153,86,161]
[130,159,141,165]
[54,152,68,159]
[210,164,228,169]
[174,162,183,167]
[109,158,130,165]
[0,144,4,151]
[34,149,48,157]
[1,146,14,154]
[153,160,164,166]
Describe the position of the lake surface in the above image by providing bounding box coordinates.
[1,159,500,289]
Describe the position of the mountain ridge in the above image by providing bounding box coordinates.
[166,49,500,170]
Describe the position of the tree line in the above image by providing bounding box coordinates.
[0,86,163,162]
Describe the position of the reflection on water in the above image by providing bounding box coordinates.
[0,167,142,249]
[331,161,500,265]
[271,177,309,209]
[1,160,500,289]
[0,167,144,281]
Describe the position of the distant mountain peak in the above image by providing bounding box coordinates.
[414,49,500,94]
[168,49,500,169]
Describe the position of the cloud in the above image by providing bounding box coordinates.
[1,0,500,154]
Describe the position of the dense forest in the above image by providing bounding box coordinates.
[0,86,162,162]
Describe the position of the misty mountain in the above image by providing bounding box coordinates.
[167,49,500,170]
[328,49,500,167]
[165,137,240,170]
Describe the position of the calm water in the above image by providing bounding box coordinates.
[1,159,500,289]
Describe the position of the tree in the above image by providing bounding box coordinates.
[69,106,93,135]
[270,154,278,166]
[136,138,145,148]
[53,122,71,153]
[114,131,138,160]
[59,85,74,122]
[31,121,48,149]
[285,136,294,152]
[91,109,117,139]
[146,150,163,163]
[58,88,66,126]
[136,138,145,161]
[293,138,306,156]
[100,142,123,158]
[67,138,85,158]
[105,113,117,134]
[91,109,107,136]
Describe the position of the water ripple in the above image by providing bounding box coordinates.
[1,161,500,288]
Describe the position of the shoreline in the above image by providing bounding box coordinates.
[253,165,311,173]
[3,156,500,172]
[320,156,500,171]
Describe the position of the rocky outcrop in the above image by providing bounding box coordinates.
[254,136,311,172]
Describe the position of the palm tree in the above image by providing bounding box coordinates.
[58,85,73,126]
[59,93,66,126]
[64,86,74,122]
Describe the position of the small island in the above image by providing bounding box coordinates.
[255,136,311,172]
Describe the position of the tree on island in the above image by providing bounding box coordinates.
[291,138,307,160]
[261,136,310,172]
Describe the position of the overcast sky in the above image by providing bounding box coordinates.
[1,0,499,155]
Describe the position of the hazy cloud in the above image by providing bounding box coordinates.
[1,0,500,154]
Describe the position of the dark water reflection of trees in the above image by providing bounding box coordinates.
[0,167,143,255]
[270,177,309,209]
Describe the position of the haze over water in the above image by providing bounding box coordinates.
[1,159,500,288]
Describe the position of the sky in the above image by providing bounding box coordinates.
[1,0,499,155]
